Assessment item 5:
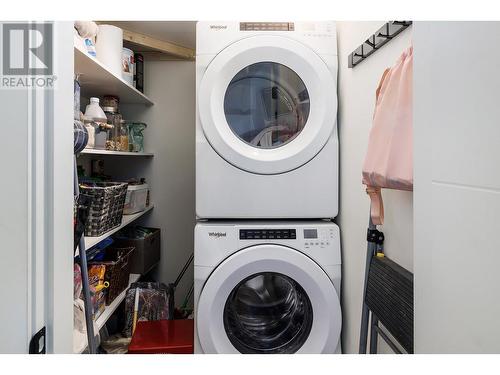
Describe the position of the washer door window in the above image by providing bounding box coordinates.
[196,245,341,353]
[224,272,313,354]
[224,62,310,149]
[199,35,337,175]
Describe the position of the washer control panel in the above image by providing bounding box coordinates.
[239,229,297,240]
[303,227,336,249]
[238,227,336,248]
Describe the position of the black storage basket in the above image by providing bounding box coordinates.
[113,227,161,274]
[79,182,128,237]
[89,247,135,305]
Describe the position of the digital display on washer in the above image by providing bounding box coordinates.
[239,229,296,240]
[303,229,318,239]
[240,22,294,31]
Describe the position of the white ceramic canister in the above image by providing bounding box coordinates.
[122,47,135,86]
[95,25,123,77]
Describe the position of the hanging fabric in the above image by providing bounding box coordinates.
[362,46,413,225]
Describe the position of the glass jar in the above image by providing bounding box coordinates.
[119,119,129,152]
[103,107,122,151]
[126,122,147,152]
[102,95,119,113]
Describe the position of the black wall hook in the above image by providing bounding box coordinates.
[348,21,412,68]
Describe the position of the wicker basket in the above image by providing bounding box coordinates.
[90,247,135,305]
[79,182,128,237]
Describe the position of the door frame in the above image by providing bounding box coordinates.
[46,21,74,353]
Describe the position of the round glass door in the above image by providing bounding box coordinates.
[223,272,313,354]
[198,35,336,174]
[224,62,310,149]
[196,244,341,353]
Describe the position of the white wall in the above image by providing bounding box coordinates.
[336,22,413,354]
[414,22,500,353]
[113,60,196,307]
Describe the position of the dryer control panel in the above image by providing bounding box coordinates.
[240,22,295,31]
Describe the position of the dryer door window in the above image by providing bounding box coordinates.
[223,272,313,354]
[224,62,310,149]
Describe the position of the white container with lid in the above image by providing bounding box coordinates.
[123,184,149,215]
[95,25,123,77]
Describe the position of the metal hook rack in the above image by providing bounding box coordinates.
[348,21,412,68]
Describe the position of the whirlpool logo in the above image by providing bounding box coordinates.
[209,25,227,30]
[208,231,227,238]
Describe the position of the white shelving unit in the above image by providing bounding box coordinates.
[73,27,164,354]
[77,273,141,354]
[84,205,154,249]
[74,47,154,106]
[80,149,154,157]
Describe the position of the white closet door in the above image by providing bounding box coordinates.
[0,21,73,353]
[414,22,500,353]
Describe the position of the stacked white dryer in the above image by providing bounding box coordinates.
[195,21,342,354]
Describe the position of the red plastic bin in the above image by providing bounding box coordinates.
[128,319,194,354]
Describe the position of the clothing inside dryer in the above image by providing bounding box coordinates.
[224,62,310,148]
[223,272,313,354]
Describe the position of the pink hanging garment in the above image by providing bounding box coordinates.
[362,46,413,225]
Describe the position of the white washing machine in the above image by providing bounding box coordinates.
[196,21,338,219]
[194,221,342,353]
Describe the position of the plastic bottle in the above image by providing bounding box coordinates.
[84,97,107,122]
